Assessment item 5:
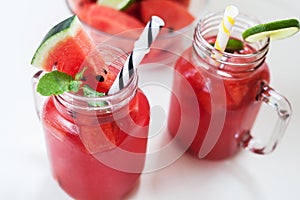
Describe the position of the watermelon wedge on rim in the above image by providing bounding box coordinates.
[31,15,105,78]
[31,15,118,92]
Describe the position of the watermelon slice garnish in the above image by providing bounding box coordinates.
[31,15,104,77]
[140,0,194,31]
[30,15,118,93]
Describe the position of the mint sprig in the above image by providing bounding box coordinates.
[75,67,87,81]
[36,69,107,107]
[82,85,105,98]
[82,85,108,107]
[37,71,74,96]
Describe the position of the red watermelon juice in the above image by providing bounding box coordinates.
[38,47,150,200]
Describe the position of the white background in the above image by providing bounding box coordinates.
[0,0,299,199]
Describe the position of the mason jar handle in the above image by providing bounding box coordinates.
[241,82,292,154]
[32,70,46,121]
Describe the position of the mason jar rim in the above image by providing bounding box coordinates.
[56,72,137,109]
[193,11,270,68]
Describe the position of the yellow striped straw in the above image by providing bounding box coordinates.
[214,5,239,52]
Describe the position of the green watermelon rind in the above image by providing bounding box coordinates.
[31,15,82,69]
[97,0,134,11]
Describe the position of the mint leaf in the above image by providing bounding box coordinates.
[37,71,73,96]
[82,85,105,97]
[36,69,108,108]
[225,39,244,53]
[69,80,82,93]
[82,85,108,107]
[75,67,87,81]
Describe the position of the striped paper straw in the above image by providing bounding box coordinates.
[108,16,165,94]
[214,5,239,52]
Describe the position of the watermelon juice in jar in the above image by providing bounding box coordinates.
[32,45,150,200]
[168,11,292,160]
[66,0,208,64]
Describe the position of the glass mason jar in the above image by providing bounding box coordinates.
[168,11,292,160]
[32,45,150,200]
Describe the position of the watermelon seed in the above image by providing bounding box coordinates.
[103,68,108,74]
[96,75,105,82]
[52,62,58,71]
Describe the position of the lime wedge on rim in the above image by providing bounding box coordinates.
[97,0,134,10]
[242,18,300,43]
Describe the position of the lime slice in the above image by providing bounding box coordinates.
[97,0,134,10]
[210,38,244,53]
[242,18,300,43]
[225,38,244,53]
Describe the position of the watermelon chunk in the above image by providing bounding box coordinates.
[123,1,141,20]
[31,15,120,93]
[140,0,194,30]
[175,0,191,7]
[78,4,144,35]
[224,80,249,108]
[31,15,105,77]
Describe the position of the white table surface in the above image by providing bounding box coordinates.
[1,0,299,199]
